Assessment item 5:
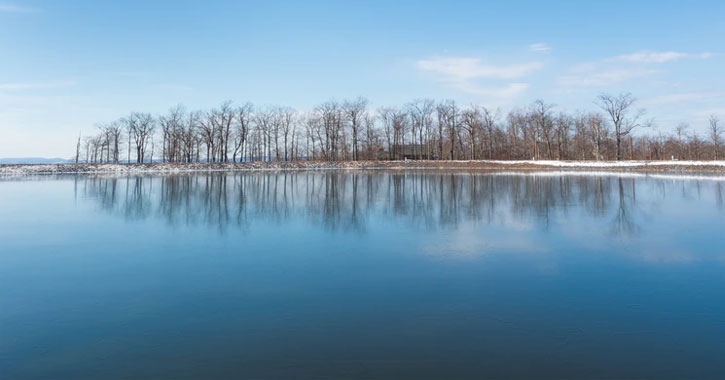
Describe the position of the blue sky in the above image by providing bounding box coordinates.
[1,0,724,157]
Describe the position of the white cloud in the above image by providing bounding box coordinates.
[417,57,544,80]
[557,69,659,87]
[417,57,542,98]
[556,49,713,90]
[642,92,724,106]
[694,107,725,118]
[455,82,529,98]
[616,51,712,63]
[0,81,77,91]
[529,43,551,52]
[0,3,37,12]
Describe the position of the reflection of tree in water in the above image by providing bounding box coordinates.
[611,178,638,237]
[577,176,611,217]
[79,172,724,235]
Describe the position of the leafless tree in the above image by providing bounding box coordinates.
[343,97,368,161]
[710,115,722,160]
[159,105,185,163]
[232,103,253,162]
[597,93,647,161]
[407,99,435,159]
[75,132,82,164]
[279,106,295,161]
[530,100,555,159]
[74,93,725,164]
[122,112,155,163]
[437,100,458,160]
[363,113,378,160]
[460,105,482,160]
[587,113,608,161]
[675,123,688,159]
[378,107,395,159]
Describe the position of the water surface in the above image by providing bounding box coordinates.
[1,171,725,378]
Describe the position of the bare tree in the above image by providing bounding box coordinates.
[530,100,555,159]
[363,113,378,160]
[343,97,368,161]
[232,103,253,162]
[75,132,82,164]
[407,99,435,159]
[675,123,688,159]
[279,106,295,161]
[159,105,185,163]
[122,112,156,163]
[437,100,458,160]
[587,113,608,161]
[460,106,482,160]
[75,92,725,164]
[554,113,571,160]
[216,101,235,162]
[481,107,498,159]
[182,111,201,162]
[597,93,646,161]
[710,115,722,160]
[378,107,394,159]
[103,121,123,163]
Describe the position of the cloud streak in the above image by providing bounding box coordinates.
[454,82,529,98]
[417,57,542,98]
[557,69,659,87]
[417,57,543,80]
[642,92,724,106]
[0,3,37,13]
[0,81,77,91]
[529,43,551,52]
[616,51,712,63]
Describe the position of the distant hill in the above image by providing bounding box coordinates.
[0,157,74,164]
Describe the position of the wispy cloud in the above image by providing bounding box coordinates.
[529,43,551,52]
[114,71,152,78]
[417,57,543,80]
[694,107,725,118]
[0,3,38,13]
[557,69,659,87]
[557,48,713,89]
[0,81,77,91]
[642,92,724,106]
[616,51,712,63]
[417,57,542,98]
[148,83,193,93]
[454,82,529,98]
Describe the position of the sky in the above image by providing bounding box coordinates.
[1,0,724,158]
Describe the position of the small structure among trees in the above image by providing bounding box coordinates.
[377,144,439,160]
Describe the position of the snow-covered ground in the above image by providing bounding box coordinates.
[2,160,725,176]
[479,160,725,167]
[488,170,725,182]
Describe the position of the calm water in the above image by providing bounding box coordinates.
[2,171,725,379]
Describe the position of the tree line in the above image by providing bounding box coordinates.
[75,92,724,164]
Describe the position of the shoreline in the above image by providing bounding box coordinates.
[3,160,725,175]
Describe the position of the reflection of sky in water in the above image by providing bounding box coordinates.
[1,171,725,378]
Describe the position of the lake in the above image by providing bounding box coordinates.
[1,170,725,378]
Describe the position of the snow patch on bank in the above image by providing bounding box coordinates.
[475,160,725,167]
[488,171,725,182]
[3,160,725,177]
